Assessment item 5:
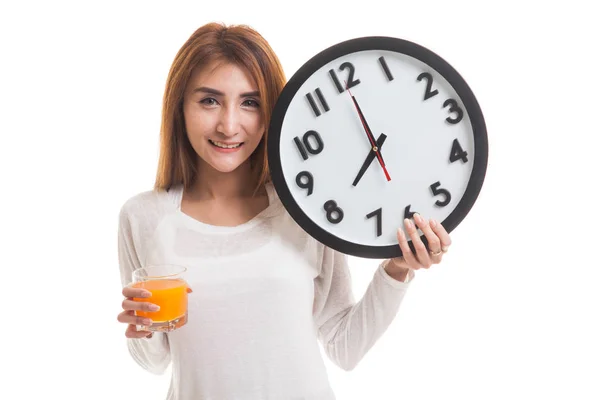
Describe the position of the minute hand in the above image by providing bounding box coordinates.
[347,92,391,181]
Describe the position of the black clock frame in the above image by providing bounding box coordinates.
[267,36,488,259]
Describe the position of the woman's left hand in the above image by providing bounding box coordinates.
[386,213,452,276]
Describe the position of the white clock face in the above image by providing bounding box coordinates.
[269,37,487,258]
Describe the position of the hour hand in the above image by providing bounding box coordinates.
[352,133,387,187]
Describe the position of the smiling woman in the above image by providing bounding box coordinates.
[182,63,265,174]
[115,21,447,400]
[153,23,286,195]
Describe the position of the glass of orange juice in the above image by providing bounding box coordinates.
[131,264,189,332]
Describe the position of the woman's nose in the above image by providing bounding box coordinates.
[216,107,241,137]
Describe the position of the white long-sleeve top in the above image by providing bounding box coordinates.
[117,182,415,400]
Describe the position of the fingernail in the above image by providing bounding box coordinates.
[149,304,160,312]
[397,228,405,237]
[431,219,437,228]
[405,218,413,228]
[414,213,422,223]
[142,291,152,298]
[143,318,152,326]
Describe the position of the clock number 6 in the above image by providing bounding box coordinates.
[294,130,324,161]
[430,181,452,207]
[324,200,344,224]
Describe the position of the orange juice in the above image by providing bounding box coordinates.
[132,278,188,324]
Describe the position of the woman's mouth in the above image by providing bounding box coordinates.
[209,139,244,149]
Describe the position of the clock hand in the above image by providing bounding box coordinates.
[352,133,387,187]
[345,83,391,181]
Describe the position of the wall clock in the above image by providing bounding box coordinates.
[268,36,488,259]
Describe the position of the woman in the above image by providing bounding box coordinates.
[117,22,451,400]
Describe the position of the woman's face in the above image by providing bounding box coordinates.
[182,61,264,174]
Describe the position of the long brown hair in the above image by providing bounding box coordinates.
[153,22,287,195]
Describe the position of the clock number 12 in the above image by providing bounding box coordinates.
[329,62,361,93]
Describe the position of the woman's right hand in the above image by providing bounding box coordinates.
[117,286,160,339]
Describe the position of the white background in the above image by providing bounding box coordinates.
[1,1,598,399]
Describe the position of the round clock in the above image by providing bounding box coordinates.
[267,36,488,259]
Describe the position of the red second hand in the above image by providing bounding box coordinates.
[346,83,391,181]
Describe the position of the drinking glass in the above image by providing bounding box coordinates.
[131,264,189,332]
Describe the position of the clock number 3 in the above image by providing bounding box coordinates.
[443,99,464,124]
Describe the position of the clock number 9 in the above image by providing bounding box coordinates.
[324,200,344,224]
[430,181,451,207]
[295,171,314,196]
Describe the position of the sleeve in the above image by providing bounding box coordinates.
[312,246,415,371]
[118,203,171,375]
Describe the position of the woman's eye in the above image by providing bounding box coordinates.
[200,98,218,106]
[242,99,260,108]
